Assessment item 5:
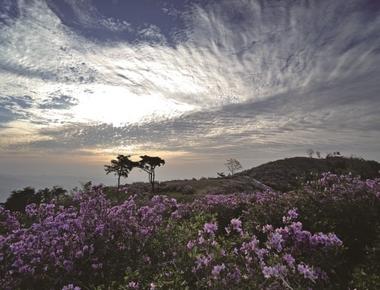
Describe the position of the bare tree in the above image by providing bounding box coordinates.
[306,149,314,158]
[316,151,321,159]
[225,158,243,175]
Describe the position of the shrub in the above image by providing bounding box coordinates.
[0,174,379,289]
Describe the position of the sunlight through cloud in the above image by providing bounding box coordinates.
[71,85,197,126]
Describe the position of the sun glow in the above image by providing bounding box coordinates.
[71,85,197,126]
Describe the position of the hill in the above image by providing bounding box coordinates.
[124,156,380,198]
[238,156,380,191]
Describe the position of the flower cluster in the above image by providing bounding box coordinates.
[190,190,283,211]
[0,207,20,235]
[0,186,179,289]
[308,172,380,201]
[185,208,342,289]
[1,174,378,289]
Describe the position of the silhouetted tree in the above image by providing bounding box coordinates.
[138,155,165,194]
[225,158,243,175]
[316,151,321,159]
[5,187,37,212]
[105,155,137,189]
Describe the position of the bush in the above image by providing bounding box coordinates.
[0,174,379,289]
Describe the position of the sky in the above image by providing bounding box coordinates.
[0,0,379,201]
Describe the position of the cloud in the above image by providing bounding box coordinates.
[0,95,33,125]
[38,95,78,110]
[13,72,379,161]
[1,95,33,109]
[0,107,17,124]
[0,0,379,163]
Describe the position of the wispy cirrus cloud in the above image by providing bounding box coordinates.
[18,74,380,157]
[0,0,379,195]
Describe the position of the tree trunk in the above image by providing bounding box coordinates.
[117,175,121,190]
[152,171,156,194]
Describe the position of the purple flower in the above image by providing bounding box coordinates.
[198,235,205,244]
[91,263,103,270]
[283,208,299,223]
[262,264,286,278]
[62,284,81,290]
[297,263,318,281]
[255,248,269,261]
[287,208,299,219]
[310,233,342,247]
[187,240,195,249]
[63,260,73,271]
[267,232,284,252]
[228,267,241,282]
[75,250,83,258]
[262,224,273,233]
[240,236,259,254]
[195,255,212,269]
[230,218,243,234]
[25,204,38,217]
[128,281,139,289]
[211,263,225,278]
[283,254,295,267]
[203,222,218,235]
[0,179,348,289]
[366,179,376,189]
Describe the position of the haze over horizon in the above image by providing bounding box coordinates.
[0,0,379,201]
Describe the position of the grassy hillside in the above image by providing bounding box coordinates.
[122,156,380,199]
[5,156,379,207]
[238,156,380,191]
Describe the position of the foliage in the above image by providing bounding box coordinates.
[138,155,165,194]
[104,155,138,189]
[239,173,380,288]
[0,173,379,289]
[4,187,37,212]
[5,186,67,212]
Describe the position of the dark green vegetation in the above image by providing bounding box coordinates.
[3,186,67,212]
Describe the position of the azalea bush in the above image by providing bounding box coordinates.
[144,209,342,290]
[0,173,379,289]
